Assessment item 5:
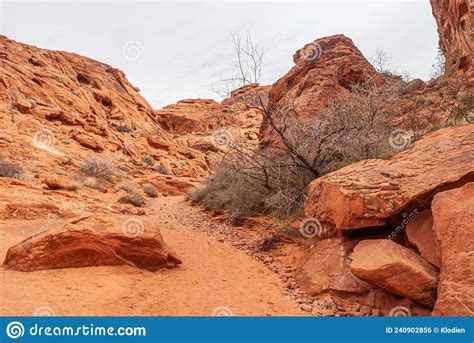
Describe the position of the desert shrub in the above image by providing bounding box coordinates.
[187,168,268,216]
[64,182,79,191]
[79,158,114,181]
[155,164,170,175]
[83,177,104,191]
[0,159,24,179]
[189,77,402,218]
[116,124,132,133]
[117,181,137,194]
[118,193,145,207]
[143,155,155,167]
[142,183,158,198]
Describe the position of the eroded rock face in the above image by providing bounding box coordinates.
[305,125,474,232]
[155,99,227,134]
[431,183,474,315]
[431,0,473,82]
[260,34,377,146]
[0,35,212,179]
[3,216,182,272]
[295,238,371,295]
[405,210,441,268]
[433,251,474,316]
[350,240,439,307]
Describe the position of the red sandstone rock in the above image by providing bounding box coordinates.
[431,183,474,315]
[0,35,212,179]
[260,34,377,145]
[350,240,439,307]
[305,125,474,232]
[155,99,227,134]
[3,215,182,272]
[43,175,66,190]
[405,210,441,268]
[295,238,371,295]
[431,0,473,83]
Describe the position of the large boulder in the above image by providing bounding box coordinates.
[3,215,182,272]
[405,210,441,268]
[350,240,439,307]
[305,125,474,232]
[295,238,371,295]
[431,183,474,315]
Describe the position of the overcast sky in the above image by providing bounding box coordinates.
[0,1,439,108]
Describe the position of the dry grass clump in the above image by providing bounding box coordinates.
[118,193,145,207]
[64,182,80,191]
[0,159,25,180]
[79,158,114,181]
[82,177,104,191]
[155,164,170,175]
[142,183,159,198]
[143,155,155,167]
[115,180,146,206]
[117,181,137,194]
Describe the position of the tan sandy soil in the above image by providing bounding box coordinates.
[0,196,300,316]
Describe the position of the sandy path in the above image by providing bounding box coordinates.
[0,196,300,316]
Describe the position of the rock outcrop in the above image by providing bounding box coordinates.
[350,240,439,307]
[0,35,212,179]
[259,34,377,146]
[405,210,441,268]
[431,0,473,82]
[431,183,474,315]
[295,238,371,295]
[305,125,474,232]
[155,99,227,134]
[3,215,182,271]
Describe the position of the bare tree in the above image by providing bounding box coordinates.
[431,47,445,78]
[201,34,402,217]
[369,49,392,74]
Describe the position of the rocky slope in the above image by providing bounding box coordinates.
[154,84,268,154]
[0,34,213,181]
